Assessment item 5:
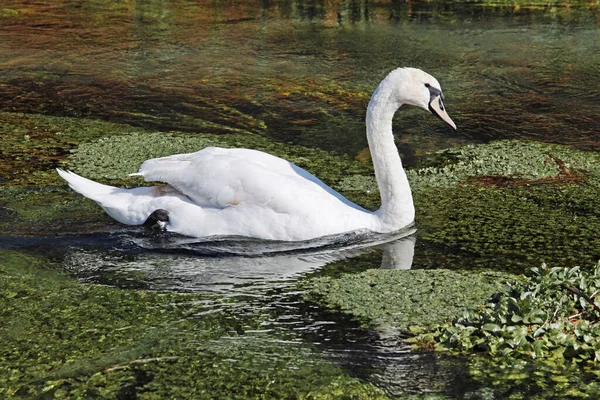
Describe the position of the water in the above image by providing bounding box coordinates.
[1,0,599,398]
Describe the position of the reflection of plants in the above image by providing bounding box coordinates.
[413,263,600,365]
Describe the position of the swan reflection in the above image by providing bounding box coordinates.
[63,228,417,293]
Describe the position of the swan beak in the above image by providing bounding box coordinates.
[429,95,457,130]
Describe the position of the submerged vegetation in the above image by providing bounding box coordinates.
[304,269,508,330]
[413,140,600,272]
[0,249,387,398]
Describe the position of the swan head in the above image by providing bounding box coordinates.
[384,67,457,130]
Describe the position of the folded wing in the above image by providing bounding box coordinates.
[134,147,358,215]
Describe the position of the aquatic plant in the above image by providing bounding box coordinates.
[414,178,600,272]
[408,140,600,189]
[410,140,600,272]
[304,269,509,329]
[461,354,600,399]
[65,129,372,187]
[412,262,600,366]
[0,250,388,398]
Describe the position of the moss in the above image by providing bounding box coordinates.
[0,249,388,398]
[304,269,510,330]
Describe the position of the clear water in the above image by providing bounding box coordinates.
[1,0,599,397]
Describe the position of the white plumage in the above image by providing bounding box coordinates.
[58,67,456,241]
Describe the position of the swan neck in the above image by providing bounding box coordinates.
[366,84,415,228]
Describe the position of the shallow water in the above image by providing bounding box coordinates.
[1,0,600,398]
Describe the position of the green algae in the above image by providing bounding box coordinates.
[304,269,510,330]
[408,140,600,189]
[414,177,600,272]
[0,111,150,186]
[0,249,388,399]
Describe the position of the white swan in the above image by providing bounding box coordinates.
[57,67,456,241]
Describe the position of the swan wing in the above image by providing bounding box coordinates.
[134,147,354,213]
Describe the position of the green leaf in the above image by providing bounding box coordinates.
[482,323,502,333]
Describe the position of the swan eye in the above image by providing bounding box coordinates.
[424,83,431,88]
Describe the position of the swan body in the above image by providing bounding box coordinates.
[58,67,456,241]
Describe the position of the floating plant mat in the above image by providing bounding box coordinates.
[321,139,600,272]
[4,112,600,396]
[412,141,600,272]
[303,269,511,329]
[65,130,372,188]
[300,140,600,395]
[4,114,600,270]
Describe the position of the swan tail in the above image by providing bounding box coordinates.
[57,169,119,201]
[56,169,146,225]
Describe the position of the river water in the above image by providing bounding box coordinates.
[1,0,599,398]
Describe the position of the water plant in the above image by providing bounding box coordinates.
[412,262,600,365]
[0,249,388,398]
[304,269,509,330]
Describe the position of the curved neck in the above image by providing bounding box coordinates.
[366,83,415,228]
